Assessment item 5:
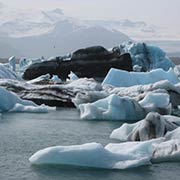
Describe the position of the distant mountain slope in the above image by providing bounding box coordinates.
[4,26,130,58]
[84,19,158,40]
[1,3,179,58]
[0,5,131,58]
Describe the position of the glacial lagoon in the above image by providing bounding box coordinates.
[1,108,180,180]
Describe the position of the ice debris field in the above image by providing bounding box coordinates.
[2,42,180,169]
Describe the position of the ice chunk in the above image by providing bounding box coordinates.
[0,86,52,113]
[79,94,145,121]
[29,139,180,169]
[29,142,152,169]
[0,63,22,80]
[8,56,16,72]
[110,112,179,141]
[68,71,79,81]
[27,74,51,84]
[165,127,180,140]
[119,42,175,71]
[10,103,55,113]
[152,139,180,163]
[19,57,45,73]
[73,91,108,108]
[51,75,62,83]
[139,92,171,115]
[102,68,179,87]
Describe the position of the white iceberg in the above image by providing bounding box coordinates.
[165,127,180,140]
[78,91,171,121]
[51,75,62,83]
[139,92,172,115]
[29,142,156,169]
[102,68,179,87]
[0,63,22,80]
[110,112,180,141]
[27,74,51,84]
[103,80,179,100]
[0,86,52,113]
[152,139,180,163]
[68,71,79,81]
[8,56,16,72]
[79,94,145,121]
[119,42,175,71]
[31,138,180,169]
[19,57,44,72]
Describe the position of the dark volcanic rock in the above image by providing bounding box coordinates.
[23,46,132,80]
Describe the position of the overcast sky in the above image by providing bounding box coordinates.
[1,0,180,29]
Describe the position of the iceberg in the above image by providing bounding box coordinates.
[68,71,79,81]
[110,112,180,141]
[139,92,172,115]
[0,86,52,113]
[8,56,16,72]
[19,57,44,73]
[165,127,180,140]
[79,94,145,121]
[119,42,175,71]
[30,139,180,169]
[152,139,180,163]
[29,142,154,169]
[51,75,62,83]
[78,91,171,121]
[27,74,51,84]
[0,63,22,80]
[102,68,179,87]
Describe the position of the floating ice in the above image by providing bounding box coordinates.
[8,56,16,72]
[51,75,62,83]
[139,92,171,115]
[110,112,180,141]
[79,94,145,121]
[119,42,175,71]
[78,91,172,121]
[10,103,55,113]
[0,63,22,80]
[27,74,51,84]
[102,68,179,87]
[30,139,180,169]
[152,139,180,163]
[68,71,79,81]
[0,86,52,113]
[29,142,154,169]
[19,57,45,72]
[104,80,179,100]
[165,127,180,140]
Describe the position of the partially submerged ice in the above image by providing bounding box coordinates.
[29,141,156,169]
[8,56,16,72]
[79,94,145,121]
[0,63,22,80]
[119,42,175,71]
[0,86,53,113]
[139,92,172,115]
[29,138,180,169]
[102,68,179,87]
[110,112,180,141]
[78,91,171,121]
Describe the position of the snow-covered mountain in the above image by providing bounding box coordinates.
[0,3,178,58]
[0,5,132,58]
[84,19,180,41]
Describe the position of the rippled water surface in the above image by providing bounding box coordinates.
[1,108,180,180]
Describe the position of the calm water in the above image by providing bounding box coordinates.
[1,108,180,180]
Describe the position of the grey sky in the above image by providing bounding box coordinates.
[1,0,180,29]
